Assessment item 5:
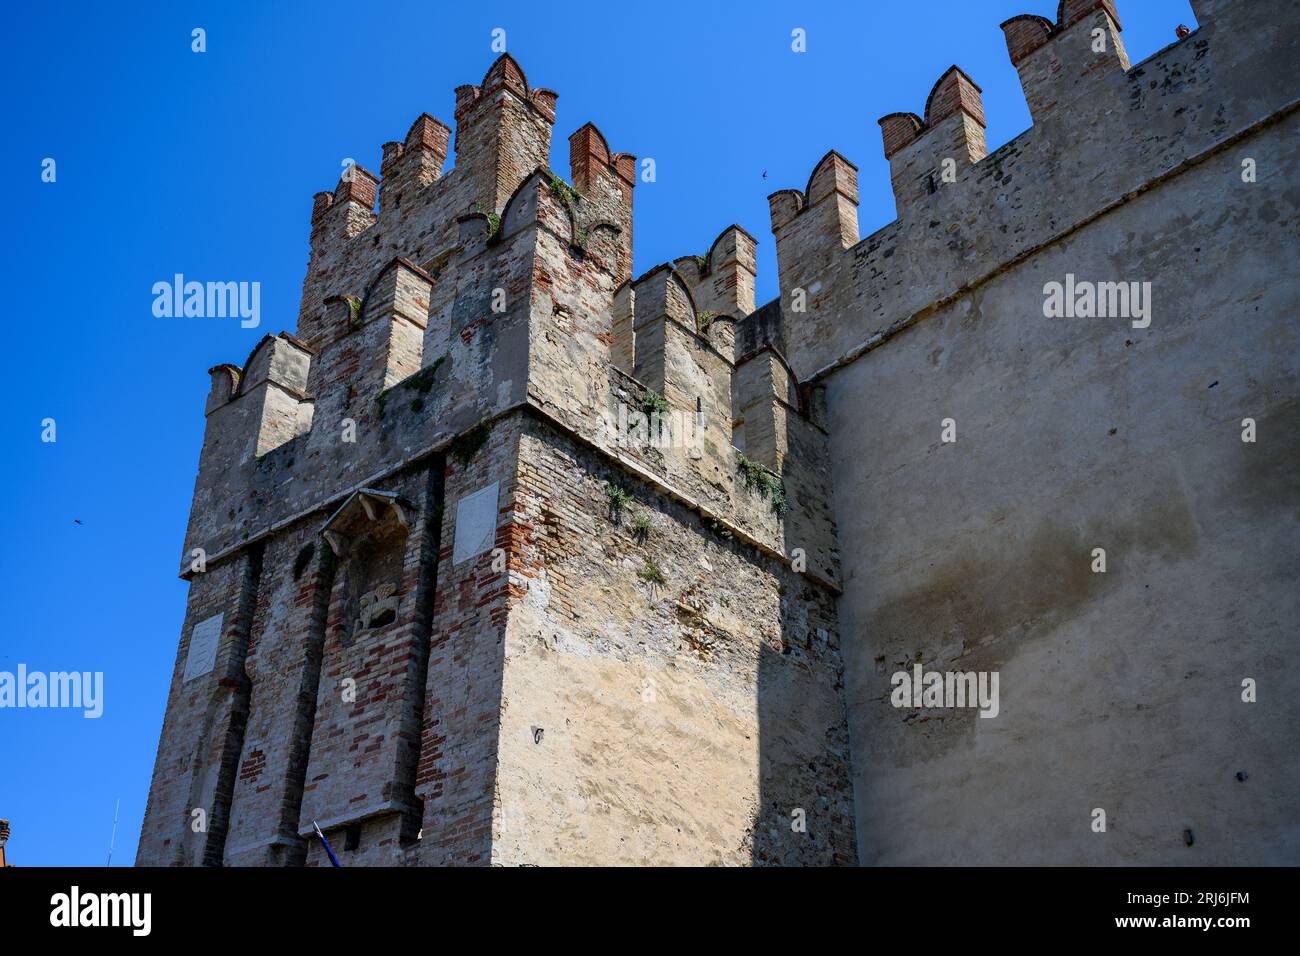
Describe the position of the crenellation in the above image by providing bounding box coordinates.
[672,224,758,351]
[609,280,635,373]
[453,55,556,214]
[567,123,635,281]
[1002,4,1128,122]
[204,363,242,416]
[330,165,381,238]
[768,150,859,315]
[879,66,988,215]
[378,113,451,214]
[769,0,1295,383]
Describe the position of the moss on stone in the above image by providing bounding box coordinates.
[473,202,501,242]
[449,422,490,467]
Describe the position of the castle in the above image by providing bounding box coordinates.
[139,0,1300,866]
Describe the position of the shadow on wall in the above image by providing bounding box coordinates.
[746,299,858,866]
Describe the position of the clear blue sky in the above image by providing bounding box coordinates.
[1,0,1197,866]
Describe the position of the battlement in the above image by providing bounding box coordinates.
[178,0,1290,587]
[763,0,1291,382]
[877,66,988,212]
[767,151,859,304]
[182,53,826,589]
[1002,1,1122,66]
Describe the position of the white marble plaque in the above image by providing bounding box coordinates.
[182,613,223,682]
[452,481,499,565]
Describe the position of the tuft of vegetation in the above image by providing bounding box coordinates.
[737,453,789,517]
[640,389,671,419]
[548,172,583,209]
[706,518,733,541]
[630,513,652,544]
[605,482,631,522]
[697,311,720,337]
[637,559,667,587]
[449,423,491,468]
[694,254,708,272]
[548,173,585,248]
[346,296,363,326]
[473,202,502,241]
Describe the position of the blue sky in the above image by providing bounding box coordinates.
[1,0,1197,866]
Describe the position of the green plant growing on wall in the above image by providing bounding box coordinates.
[449,423,490,467]
[346,296,363,326]
[630,513,652,544]
[769,482,787,516]
[637,559,666,587]
[694,254,708,272]
[547,172,585,248]
[737,453,789,517]
[640,389,670,419]
[473,202,502,242]
[706,518,733,541]
[548,172,583,209]
[606,482,631,523]
[697,311,719,337]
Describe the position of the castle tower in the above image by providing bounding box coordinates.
[138,55,855,867]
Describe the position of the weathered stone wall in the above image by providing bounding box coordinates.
[139,551,261,866]
[493,417,854,864]
[408,416,521,867]
[781,0,1300,864]
[223,519,328,867]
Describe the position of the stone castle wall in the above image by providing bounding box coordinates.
[757,0,1298,863]
[140,0,1296,866]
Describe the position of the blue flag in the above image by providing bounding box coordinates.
[312,821,342,868]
